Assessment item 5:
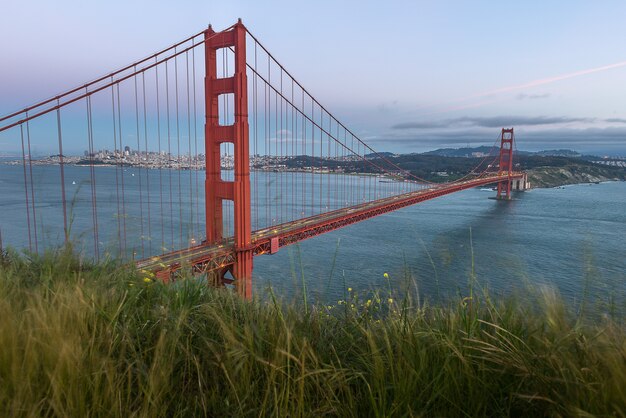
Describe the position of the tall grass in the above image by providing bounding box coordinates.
[0,247,625,417]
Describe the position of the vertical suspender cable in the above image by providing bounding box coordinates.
[370,145,374,201]
[343,128,346,205]
[111,79,122,256]
[141,73,152,256]
[327,115,330,211]
[55,102,69,243]
[155,64,165,252]
[25,116,38,253]
[116,84,128,255]
[192,42,201,240]
[370,143,376,200]
[86,93,100,260]
[279,68,283,224]
[174,52,184,248]
[282,70,286,223]
[253,40,259,232]
[265,54,269,228]
[291,78,295,220]
[272,66,282,225]
[302,88,305,217]
[20,125,33,251]
[165,60,174,249]
[319,109,322,213]
[134,67,145,258]
[311,97,315,216]
[335,120,338,209]
[186,50,194,244]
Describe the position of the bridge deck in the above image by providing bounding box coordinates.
[137,173,524,276]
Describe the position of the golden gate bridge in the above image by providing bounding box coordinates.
[0,20,526,298]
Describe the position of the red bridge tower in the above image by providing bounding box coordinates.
[204,20,253,298]
[496,128,515,200]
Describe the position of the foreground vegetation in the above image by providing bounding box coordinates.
[1,247,625,417]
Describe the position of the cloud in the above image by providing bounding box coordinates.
[390,121,446,129]
[516,93,550,100]
[371,126,626,148]
[460,60,626,101]
[455,116,593,128]
[391,115,593,130]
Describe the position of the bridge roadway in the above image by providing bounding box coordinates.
[137,172,525,279]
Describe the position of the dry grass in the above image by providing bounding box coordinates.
[0,247,625,417]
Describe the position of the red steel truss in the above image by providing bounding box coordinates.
[139,172,525,288]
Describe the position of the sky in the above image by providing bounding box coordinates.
[2,0,626,155]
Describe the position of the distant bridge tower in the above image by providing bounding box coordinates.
[204,19,253,298]
[496,128,515,200]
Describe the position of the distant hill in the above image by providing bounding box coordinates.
[364,151,396,159]
[534,149,581,158]
[421,146,582,158]
[423,146,505,158]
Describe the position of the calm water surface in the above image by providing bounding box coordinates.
[255,180,626,305]
[1,162,624,304]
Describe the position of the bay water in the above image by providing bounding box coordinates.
[1,162,624,306]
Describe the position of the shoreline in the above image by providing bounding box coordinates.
[526,165,626,189]
[3,160,625,189]
[0,160,400,182]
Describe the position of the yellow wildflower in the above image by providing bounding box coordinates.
[143,277,152,283]
[348,287,352,292]
[383,272,389,279]
[388,298,393,304]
